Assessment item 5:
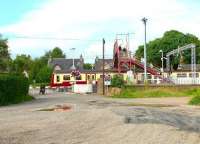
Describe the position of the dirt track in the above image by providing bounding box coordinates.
[0,91,200,144]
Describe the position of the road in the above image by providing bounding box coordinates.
[0,90,200,144]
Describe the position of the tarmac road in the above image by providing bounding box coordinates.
[0,90,200,144]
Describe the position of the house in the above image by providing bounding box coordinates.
[49,55,120,87]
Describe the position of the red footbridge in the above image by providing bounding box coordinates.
[113,40,171,83]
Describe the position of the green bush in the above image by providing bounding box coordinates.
[188,89,200,105]
[0,74,30,106]
[111,74,124,88]
[189,95,200,105]
[35,66,52,83]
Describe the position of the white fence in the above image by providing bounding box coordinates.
[73,84,93,93]
[171,78,200,85]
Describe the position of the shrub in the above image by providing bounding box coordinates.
[0,74,30,106]
[189,95,200,105]
[111,74,124,88]
[35,66,52,83]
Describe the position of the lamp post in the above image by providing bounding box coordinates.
[70,48,76,70]
[159,50,164,73]
[142,17,148,83]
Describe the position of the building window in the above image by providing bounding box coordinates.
[189,73,199,78]
[54,65,61,71]
[56,75,60,82]
[177,73,187,78]
[87,75,90,80]
[92,75,95,80]
[76,75,82,80]
[63,75,70,80]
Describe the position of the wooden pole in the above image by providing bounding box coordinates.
[103,38,105,95]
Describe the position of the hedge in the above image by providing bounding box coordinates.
[111,74,124,88]
[0,74,30,106]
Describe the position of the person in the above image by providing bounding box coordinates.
[39,85,45,95]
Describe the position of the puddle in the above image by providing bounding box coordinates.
[37,105,71,112]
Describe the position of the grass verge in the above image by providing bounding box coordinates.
[112,87,197,99]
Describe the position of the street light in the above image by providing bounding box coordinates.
[142,17,148,83]
[70,48,76,70]
[159,50,164,73]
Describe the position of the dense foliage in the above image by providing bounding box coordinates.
[135,30,200,69]
[0,35,10,72]
[83,63,93,70]
[10,54,33,73]
[189,95,200,105]
[0,74,31,106]
[188,89,200,105]
[45,47,66,58]
[35,66,53,83]
[8,46,65,84]
[111,74,124,88]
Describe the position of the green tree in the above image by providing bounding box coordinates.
[83,63,93,70]
[12,54,33,73]
[48,47,65,58]
[0,35,10,71]
[29,57,48,83]
[35,66,53,83]
[135,30,200,69]
[29,47,64,83]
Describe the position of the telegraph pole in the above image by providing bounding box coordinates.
[102,38,105,95]
[142,17,148,83]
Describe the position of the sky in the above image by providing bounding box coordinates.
[0,0,200,63]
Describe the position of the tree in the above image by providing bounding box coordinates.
[12,54,33,73]
[0,35,10,71]
[29,57,48,83]
[83,63,93,70]
[47,47,65,58]
[135,30,200,69]
[35,66,53,83]
[29,47,65,83]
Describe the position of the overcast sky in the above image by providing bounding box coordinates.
[0,0,199,62]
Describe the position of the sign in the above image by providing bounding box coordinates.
[105,81,111,86]
[104,75,111,86]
